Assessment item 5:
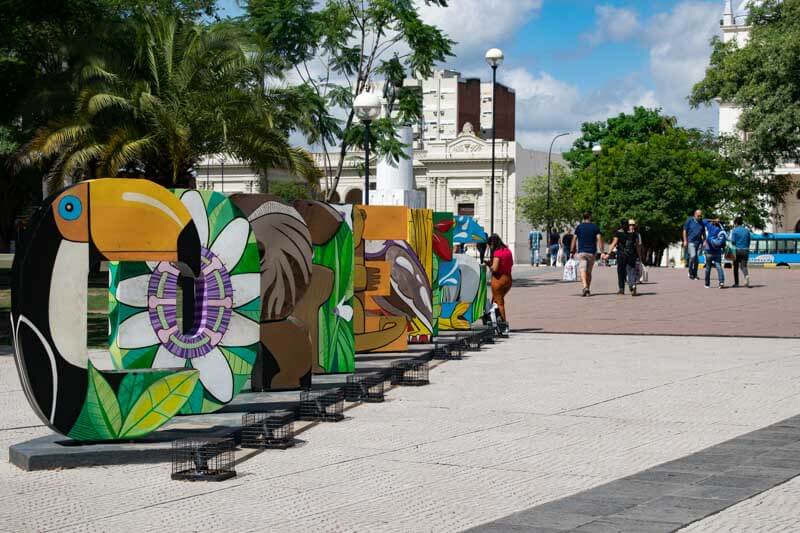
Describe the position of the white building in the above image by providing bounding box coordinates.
[719,0,800,232]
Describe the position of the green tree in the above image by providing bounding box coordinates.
[690,0,800,174]
[566,127,766,264]
[246,0,454,199]
[518,163,579,231]
[18,13,319,191]
[269,181,313,202]
[564,107,675,171]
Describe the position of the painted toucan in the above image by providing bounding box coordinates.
[10,179,200,438]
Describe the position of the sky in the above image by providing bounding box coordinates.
[217,0,748,152]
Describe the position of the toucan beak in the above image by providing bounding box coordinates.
[88,179,201,275]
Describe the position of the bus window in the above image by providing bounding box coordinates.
[775,240,787,253]
[749,240,759,253]
[765,239,777,253]
[786,240,798,254]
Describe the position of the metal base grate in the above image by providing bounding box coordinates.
[241,411,295,449]
[171,438,236,481]
[345,372,386,402]
[391,359,430,386]
[432,340,462,360]
[299,389,345,422]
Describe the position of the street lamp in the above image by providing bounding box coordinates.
[353,91,382,205]
[591,143,602,211]
[547,132,570,254]
[485,47,504,235]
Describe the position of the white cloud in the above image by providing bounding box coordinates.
[645,2,721,129]
[502,67,660,150]
[582,5,641,46]
[417,0,543,57]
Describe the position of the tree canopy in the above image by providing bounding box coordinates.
[690,0,800,173]
[518,163,578,232]
[521,108,773,263]
[246,0,454,198]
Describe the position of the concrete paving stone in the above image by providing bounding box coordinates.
[624,469,711,485]
[672,484,759,501]
[469,524,564,533]
[490,509,596,530]
[528,494,639,517]
[577,480,682,503]
[572,516,683,533]
[614,495,734,524]
[696,473,786,490]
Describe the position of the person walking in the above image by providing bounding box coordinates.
[730,217,751,288]
[571,212,604,297]
[560,229,574,267]
[486,234,513,332]
[528,229,542,266]
[548,230,560,266]
[683,210,706,280]
[607,219,629,294]
[703,218,727,289]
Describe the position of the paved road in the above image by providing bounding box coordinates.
[3,331,800,531]
[507,266,799,338]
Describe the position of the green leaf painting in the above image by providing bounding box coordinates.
[118,370,199,439]
[68,362,123,441]
[313,215,355,373]
[67,364,198,442]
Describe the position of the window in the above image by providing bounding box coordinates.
[795,219,800,233]
[458,203,474,217]
[345,189,363,205]
[750,240,759,253]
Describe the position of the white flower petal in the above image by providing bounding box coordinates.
[230,273,260,307]
[336,299,354,321]
[146,261,159,272]
[117,311,160,349]
[115,274,151,308]
[219,312,259,347]
[151,345,186,369]
[210,218,249,270]
[191,348,233,403]
[181,190,209,248]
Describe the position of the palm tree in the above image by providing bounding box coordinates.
[19,13,320,193]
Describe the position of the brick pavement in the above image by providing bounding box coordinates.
[507,266,800,338]
[2,332,800,531]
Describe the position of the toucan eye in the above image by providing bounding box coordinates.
[58,195,82,221]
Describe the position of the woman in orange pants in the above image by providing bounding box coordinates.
[486,234,513,331]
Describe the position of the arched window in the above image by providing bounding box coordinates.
[329,191,341,203]
[795,219,800,233]
[796,190,800,200]
[344,188,363,205]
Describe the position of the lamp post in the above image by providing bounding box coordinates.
[353,91,382,205]
[485,47,504,235]
[547,132,570,251]
[592,143,602,211]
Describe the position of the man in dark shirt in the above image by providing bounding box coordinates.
[571,212,605,296]
[682,209,705,280]
[548,230,560,266]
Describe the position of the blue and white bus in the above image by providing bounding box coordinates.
[748,233,800,267]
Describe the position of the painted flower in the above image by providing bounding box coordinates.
[110,190,260,413]
[433,217,455,261]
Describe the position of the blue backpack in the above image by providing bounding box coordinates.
[708,230,727,251]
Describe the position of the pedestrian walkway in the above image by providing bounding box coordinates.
[508,266,800,338]
[2,330,800,531]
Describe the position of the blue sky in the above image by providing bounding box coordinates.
[217,1,741,151]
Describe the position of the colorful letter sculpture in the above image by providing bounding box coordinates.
[305,202,355,373]
[353,206,435,350]
[432,212,455,334]
[11,179,205,441]
[292,200,355,375]
[229,194,314,390]
[110,189,261,414]
[439,216,489,330]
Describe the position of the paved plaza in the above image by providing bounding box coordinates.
[508,265,800,338]
[1,267,799,531]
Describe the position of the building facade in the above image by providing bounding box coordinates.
[719,0,800,232]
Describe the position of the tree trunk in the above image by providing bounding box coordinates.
[326,109,356,201]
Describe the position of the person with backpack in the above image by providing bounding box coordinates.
[730,217,751,288]
[703,218,727,289]
[605,219,642,296]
